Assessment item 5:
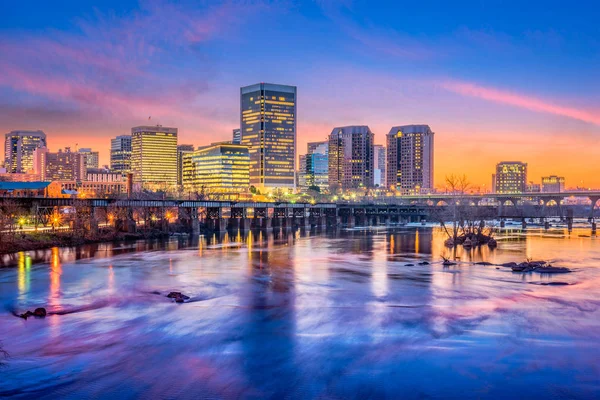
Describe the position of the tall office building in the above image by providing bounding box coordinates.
[232,129,242,145]
[177,144,195,186]
[4,130,47,173]
[299,141,329,191]
[182,142,250,199]
[373,145,386,188]
[494,161,527,194]
[110,135,132,174]
[328,126,374,190]
[131,125,178,191]
[78,148,100,169]
[387,125,434,194]
[33,147,86,181]
[541,175,565,193]
[240,83,296,191]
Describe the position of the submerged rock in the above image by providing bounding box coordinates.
[418,261,430,265]
[442,260,457,266]
[501,262,518,268]
[33,308,47,317]
[18,307,47,319]
[405,263,415,266]
[475,261,494,266]
[167,292,190,303]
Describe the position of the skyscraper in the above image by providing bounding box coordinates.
[110,135,132,174]
[240,83,296,191]
[182,142,250,199]
[78,148,100,169]
[232,128,242,145]
[328,126,374,190]
[494,161,527,194]
[4,130,47,173]
[373,145,386,188]
[386,125,434,195]
[177,144,195,186]
[299,141,329,191]
[131,125,178,191]
[33,147,86,181]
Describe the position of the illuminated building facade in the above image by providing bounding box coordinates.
[110,135,132,174]
[299,141,328,191]
[131,125,178,191]
[240,83,296,191]
[4,130,47,173]
[494,161,527,194]
[182,142,250,199]
[78,148,99,169]
[542,175,565,193]
[232,128,242,145]
[177,144,195,186]
[373,144,386,188]
[33,147,86,181]
[387,125,434,194]
[328,126,374,190]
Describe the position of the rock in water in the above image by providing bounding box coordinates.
[418,261,430,265]
[33,308,47,317]
[167,291,190,303]
[501,262,518,268]
[405,263,415,266]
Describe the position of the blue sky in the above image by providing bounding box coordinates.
[1,0,599,186]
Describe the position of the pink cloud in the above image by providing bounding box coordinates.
[440,80,600,126]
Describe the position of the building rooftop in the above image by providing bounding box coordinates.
[0,181,50,190]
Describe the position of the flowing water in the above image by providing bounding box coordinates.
[0,227,599,399]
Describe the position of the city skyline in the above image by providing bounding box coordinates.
[1,1,598,188]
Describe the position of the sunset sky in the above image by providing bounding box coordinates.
[1,0,599,189]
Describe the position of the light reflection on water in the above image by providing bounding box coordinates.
[0,227,599,399]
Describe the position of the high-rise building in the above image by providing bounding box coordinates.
[299,141,328,191]
[177,144,195,186]
[33,147,86,181]
[386,125,434,194]
[182,142,250,199]
[4,130,47,173]
[494,161,527,194]
[232,129,242,145]
[542,175,565,193]
[373,145,386,188]
[328,126,374,190]
[131,125,178,191]
[240,83,296,191]
[78,148,100,169]
[298,154,308,189]
[110,135,132,174]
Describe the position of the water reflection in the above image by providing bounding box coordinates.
[0,227,598,398]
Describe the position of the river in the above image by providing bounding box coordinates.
[0,227,599,399]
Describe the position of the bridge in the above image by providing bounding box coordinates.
[0,192,597,234]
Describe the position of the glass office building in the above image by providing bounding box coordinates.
[494,161,527,194]
[110,135,132,174]
[387,125,434,195]
[131,125,178,192]
[182,142,250,199]
[240,83,296,191]
[299,141,329,191]
[328,126,374,190]
[4,130,47,173]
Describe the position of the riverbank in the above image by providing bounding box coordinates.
[0,230,179,255]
